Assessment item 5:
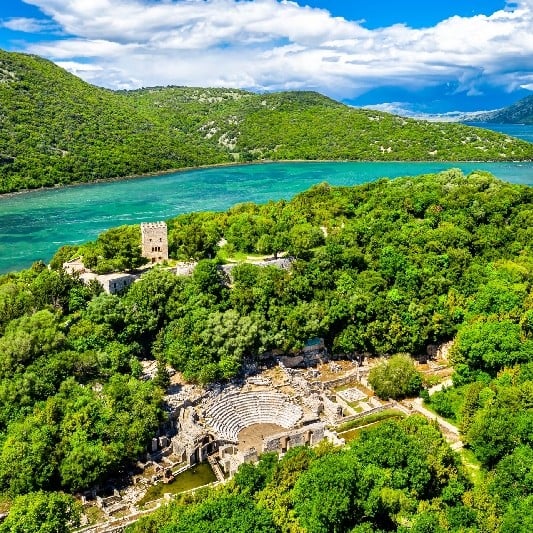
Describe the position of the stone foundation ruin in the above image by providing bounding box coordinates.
[75,344,454,530]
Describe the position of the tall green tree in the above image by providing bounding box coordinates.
[0,491,81,533]
[368,354,423,400]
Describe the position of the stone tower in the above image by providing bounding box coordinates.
[141,222,168,263]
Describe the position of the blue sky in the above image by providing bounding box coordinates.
[1,0,532,114]
[301,1,508,29]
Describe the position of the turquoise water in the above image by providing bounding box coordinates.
[1,161,532,274]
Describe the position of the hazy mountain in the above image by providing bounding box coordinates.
[473,95,533,124]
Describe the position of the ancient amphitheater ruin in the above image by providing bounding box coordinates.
[80,345,460,533]
[204,390,303,441]
[127,358,358,493]
[164,368,341,483]
[76,350,456,531]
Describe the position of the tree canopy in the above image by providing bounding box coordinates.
[368,354,423,400]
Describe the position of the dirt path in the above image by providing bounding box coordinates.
[410,397,463,449]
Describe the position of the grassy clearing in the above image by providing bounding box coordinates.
[337,409,405,433]
[333,382,372,394]
[138,463,217,507]
[421,400,460,426]
[458,448,484,487]
[217,248,271,263]
[422,374,443,388]
[83,505,107,525]
[216,249,249,262]
[339,421,384,442]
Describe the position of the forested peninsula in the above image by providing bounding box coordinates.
[0,170,531,531]
[0,50,532,194]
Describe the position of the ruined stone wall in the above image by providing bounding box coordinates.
[312,367,368,389]
[262,422,325,453]
[337,403,394,425]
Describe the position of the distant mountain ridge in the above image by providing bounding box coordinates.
[0,49,532,194]
[473,95,533,124]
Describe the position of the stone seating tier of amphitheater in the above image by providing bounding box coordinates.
[205,392,303,441]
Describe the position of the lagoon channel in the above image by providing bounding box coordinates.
[1,161,532,274]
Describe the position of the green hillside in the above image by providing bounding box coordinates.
[476,94,533,124]
[0,170,531,530]
[0,49,532,193]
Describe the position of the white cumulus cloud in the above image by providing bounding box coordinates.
[11,0,533,101]
[1,16,57,33]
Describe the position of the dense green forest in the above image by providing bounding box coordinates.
[0,169,531,530]
[1,49,532,193]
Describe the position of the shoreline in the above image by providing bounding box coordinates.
[1,158,532,199]
[1,160,532,275]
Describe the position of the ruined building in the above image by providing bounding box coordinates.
[141,221,168,263]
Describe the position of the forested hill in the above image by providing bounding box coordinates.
[0,169,531,530]
[475,94,533,124]
[0,50,532,193]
